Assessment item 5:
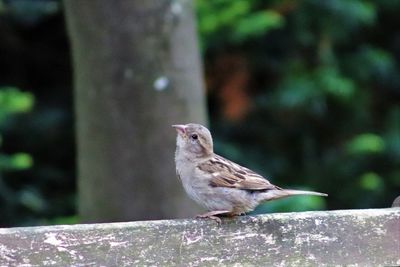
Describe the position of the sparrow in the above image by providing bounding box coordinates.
[173,123,327,223]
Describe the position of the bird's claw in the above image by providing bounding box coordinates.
[195,214,222,224]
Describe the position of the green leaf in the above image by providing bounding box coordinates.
[316,67,355,100]
[196,0,251,35]
[233,11,284,42]
[359,172,383,191]
[218,0,250,25]
[0,87,34,114]
[11,153,33,169]
[346,133,385,154]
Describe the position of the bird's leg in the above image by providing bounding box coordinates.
[196,210,231,223]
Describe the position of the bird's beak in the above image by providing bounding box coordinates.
[172,124,186,136]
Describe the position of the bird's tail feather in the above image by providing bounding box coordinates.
[259,189,327,202]
[281,189,328,197]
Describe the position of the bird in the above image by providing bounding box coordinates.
[172,123,327,223]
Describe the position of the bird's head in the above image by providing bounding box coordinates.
[172,123,213,158]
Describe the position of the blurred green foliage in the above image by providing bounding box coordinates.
[198,0,400,212]
[346,133,385,154]
[0,87,35,223]
[0,0,74,226]
[0,87,33,170]
[0,0,399,225]
[197,0,284,47]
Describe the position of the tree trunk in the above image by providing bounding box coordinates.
[63,0,206,222]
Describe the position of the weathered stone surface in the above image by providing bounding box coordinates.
[0,208,399,266]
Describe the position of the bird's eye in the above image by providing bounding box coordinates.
[191,134,198,140]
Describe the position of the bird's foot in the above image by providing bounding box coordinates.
[196,214,222,224]
[195,210,231,224]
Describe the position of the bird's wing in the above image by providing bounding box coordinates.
[197,154,276,191]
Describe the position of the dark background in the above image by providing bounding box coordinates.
[0,0,399,226]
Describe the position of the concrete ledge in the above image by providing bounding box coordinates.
[0,208,399,266]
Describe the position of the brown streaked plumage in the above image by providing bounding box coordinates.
[200,155,277,190]
[173,123,327,223]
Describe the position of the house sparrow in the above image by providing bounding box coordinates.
[173,123,327,223]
